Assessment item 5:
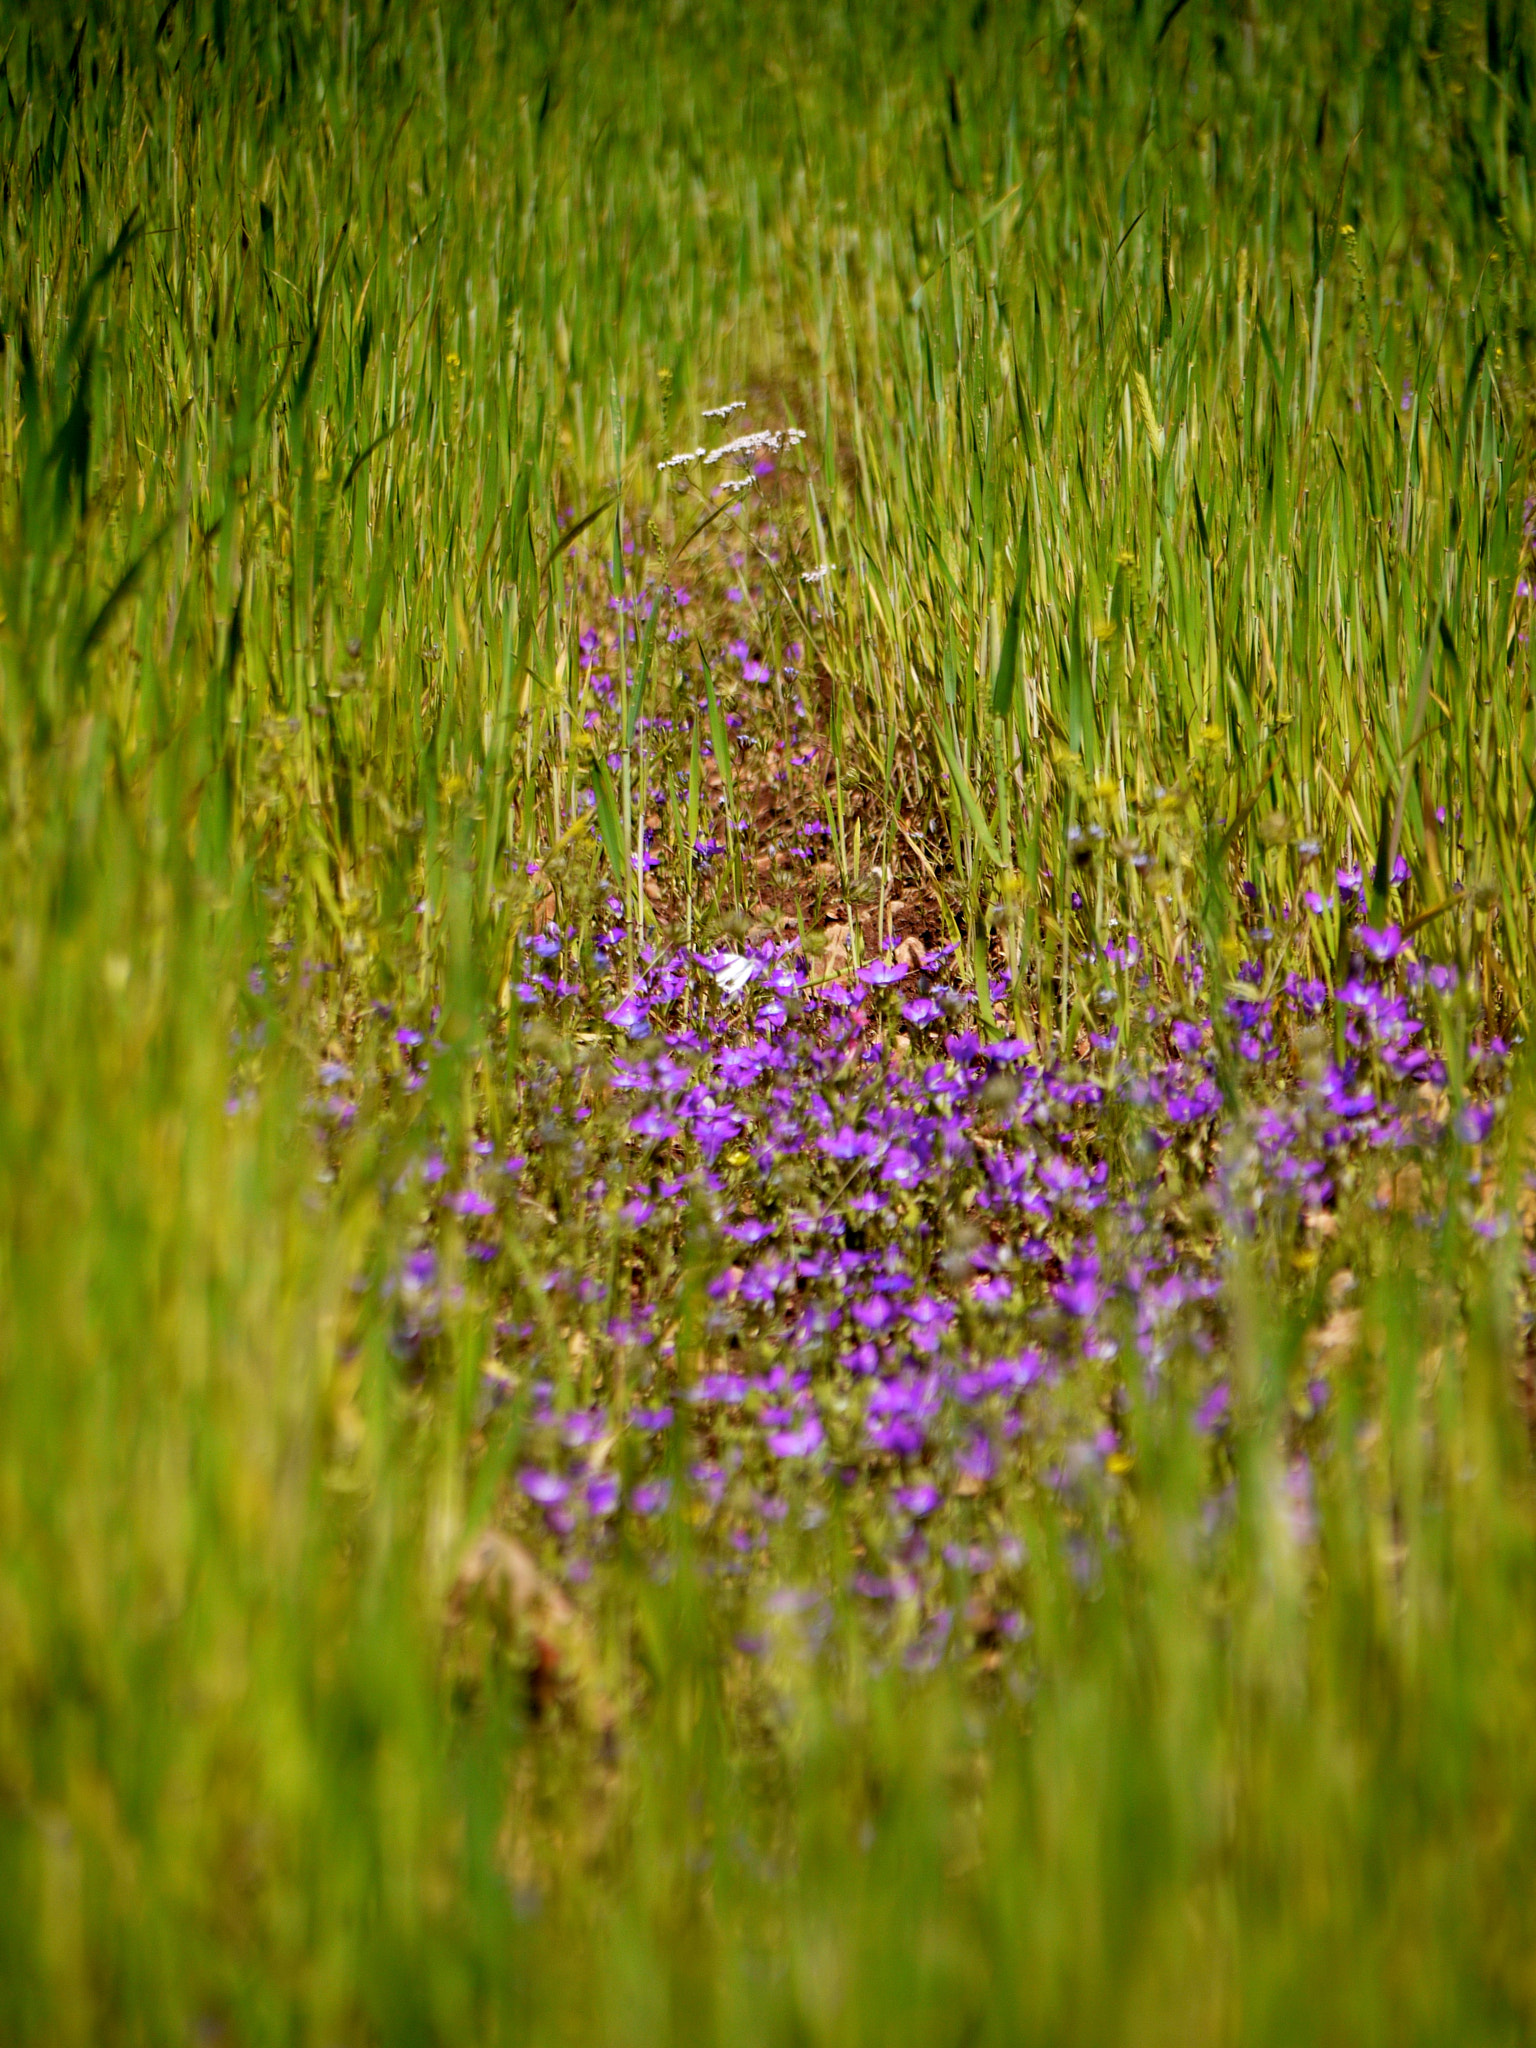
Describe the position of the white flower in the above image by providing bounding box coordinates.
[658,425,805,472]
[702,400,747,420]
[800,564,834,585]
[703,427,806,466]
[710,954,761,998]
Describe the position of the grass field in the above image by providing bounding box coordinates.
[4,2,1536,2040]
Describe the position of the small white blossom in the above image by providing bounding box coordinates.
[659,426,805,473]
[703,427,806,466]
[710,954,761,998]
[701,400,747,420]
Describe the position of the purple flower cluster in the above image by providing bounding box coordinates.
[281,507,1522,1676]
[357,882,1510,1668]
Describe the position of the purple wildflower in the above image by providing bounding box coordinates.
[587,1473,621,1518]
[768,1414,824,1458]
[606,994,652,1036]
[520,1468,569,1507]
[1194,1384,1230,1433]
[1358,924,1402,964]
[859,960,909,988]
[893,1483,940,1519]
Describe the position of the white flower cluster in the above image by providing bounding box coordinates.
[703,426,805,466]
[800,564,835,585]
[701,399,747,420]
[657,425,806,473]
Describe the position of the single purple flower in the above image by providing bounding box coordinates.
[1358,924,1402,964]
[852,1294,900,1336]
[1194,1384,1230,1433]
[1455,1102,1496,1145]
[587,1473,621,1518]
[520,1468,569,1507]
[901,996,942,1027]
[402,1248,436,1288]
[880,1146,924,1189]
[768,1414,824,1458]
[893,1482,940,1519]
[606,994,652,1036]
[955,1435,995,1485]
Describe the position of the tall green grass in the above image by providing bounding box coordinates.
[2,3,1536,2040]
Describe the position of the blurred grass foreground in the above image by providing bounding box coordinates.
[4,2,1536,2041]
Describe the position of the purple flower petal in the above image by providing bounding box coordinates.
[768,1415,824,1458]
[893,1482,940,1519]
[520,1468,569,1507]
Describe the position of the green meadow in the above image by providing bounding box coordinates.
[3,3,1536,2040]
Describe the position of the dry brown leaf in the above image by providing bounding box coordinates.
[454,1530,573,1635]
[1309,1309,1361,1357]
[1393,1163,1423,1211]
[821,923,852,980]
[449,1531,615,1730]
